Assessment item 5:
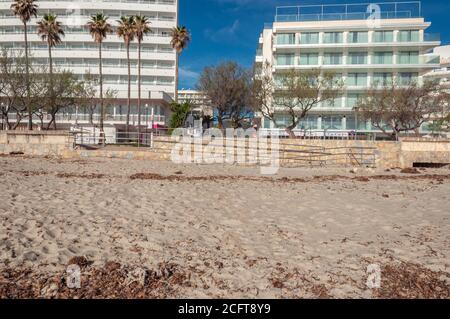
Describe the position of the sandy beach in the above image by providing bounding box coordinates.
[0,155,449,298]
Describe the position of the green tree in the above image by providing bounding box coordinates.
[169,101,191,129]
[42,71,79,130]
[170,26,191,102]
[134,15,151,138]
[198,61,252,130]
[357,80,445,141]
[87,13,112,144]
[37,14,65,129]
[0,49,28,129]
[251,63,343,138]
[117,16,136,132]
[10,0,38,130]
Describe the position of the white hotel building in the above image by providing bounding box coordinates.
[0,0,178,126]
[255,1,442,135]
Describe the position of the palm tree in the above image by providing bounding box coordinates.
[87,13,112,144]
[134,15,151,134]
[11,0,38,130]
[37,14,64,130]
[117,16,136,132]
[170,26,191,102]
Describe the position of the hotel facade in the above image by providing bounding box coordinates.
[0,0,178,126]
[255,1,441,136]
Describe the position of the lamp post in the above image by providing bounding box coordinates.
[150,105,155,148]
[145,104,149,144]
[354,106,359,140]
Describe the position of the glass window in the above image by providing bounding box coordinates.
[373,52,393,64]
[398,51,419,64]
[323,32,343,43]
[399,72,419,85]
[323,53,343,65]
[348,52,367,64]
[298,115,318,130]
[274,114,291,128]
[347,93,363,108]
[346,116,356,130]
[299,53,319,65]
[348,31,368,43]
[398,30,420,42]
[347,73,368,87]
[373,73,393,86]
[277,33,295,45]
[322,116,343,130]
[323,96,343,108]
[329,73,343,86]
[276,54,295,66]
[373,30,394,42]
[300,32,319,44]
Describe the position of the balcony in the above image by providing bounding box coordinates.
[424,33,441,42]
[275,1,422,22]
[274,54,440,69]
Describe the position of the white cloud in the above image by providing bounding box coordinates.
[179,67,200,88]
[204,19,240,42]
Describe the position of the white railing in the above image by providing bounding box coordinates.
[6,113,166,124]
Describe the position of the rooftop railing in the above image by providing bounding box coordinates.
[275,1,422,22]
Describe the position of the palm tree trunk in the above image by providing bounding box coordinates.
[99,42,104,144]
[175,52,179,103]
[24,22,32,130]
[126,42,131,133]
[137,39,142,143]
[48,44,56,130]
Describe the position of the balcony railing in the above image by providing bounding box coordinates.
[424,33,441,42]
[275,54,440,67]
[6,113,167,124]
[275,1,422,22]
[0,0,176,4]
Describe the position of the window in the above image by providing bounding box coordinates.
[300,32,319,44]
[322,116,343,130]
[299,53,319,65]
[273,114,291,128]
[328,73,343,86]
[348,52,367,64]
[323,53,343,65]
[348,31,368,43]
[347,73,367,87]
[298,115,318,130]
[399,72,419,85]
[276,54,295,66]
[322,96,343,108]
[323,32,343,43]
[373,52,393,64]
[346,116,357,130]
[373,30,394,42]
[373,73,393,86]
[277,33,295,45]
[347,93,363,109]
[398,51,419,64]
[398,30,420,42]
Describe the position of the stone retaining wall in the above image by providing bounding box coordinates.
[1,131,450,169]
[0,131,74,157]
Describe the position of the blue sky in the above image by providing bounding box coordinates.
[178,0,450,89]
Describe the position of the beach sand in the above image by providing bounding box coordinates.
[0,156,449,298]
